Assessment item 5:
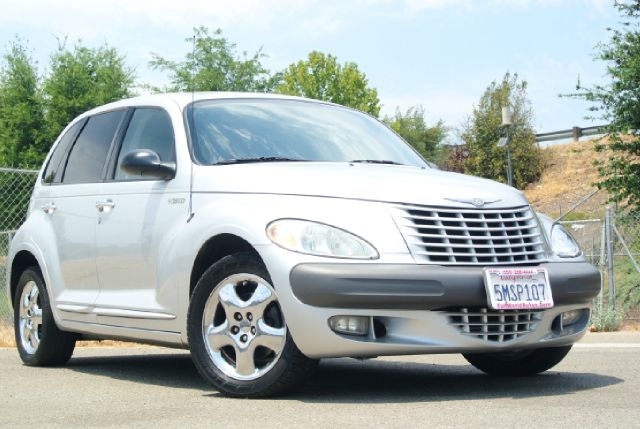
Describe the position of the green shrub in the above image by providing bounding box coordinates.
[590,305,625,332]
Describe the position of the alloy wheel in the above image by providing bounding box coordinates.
[202,274,286,381]
[18,281,42,354]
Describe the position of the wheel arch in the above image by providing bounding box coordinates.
[190,233,265,297]
[9,250,41,308]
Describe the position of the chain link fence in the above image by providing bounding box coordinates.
[553,194,640,329]
[0,168,38,337]
[611,210,640,321]
[0,167,639,337]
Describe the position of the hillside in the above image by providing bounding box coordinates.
[524,139,611,217]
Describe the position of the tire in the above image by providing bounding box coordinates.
[13,267,77,366]
[463,345,572,376]
[188,252,317,397]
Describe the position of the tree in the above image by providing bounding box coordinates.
[150,27,278,93]
[383,105,447,162]
[0,39,46,168]
[43,41,134,145]
[461,73,544,188]
[0,39,46,230]
[570,1,640,209]
[276,51,380,116]
[441,143,469,173]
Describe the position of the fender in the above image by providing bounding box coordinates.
[171,206,268,344]
[7,214,68,328]
[7,236,53,318]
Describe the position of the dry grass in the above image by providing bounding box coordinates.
[0,325,14,347]
[524,138,611,216]
[74,340,148,347]
[524,136,640,216]
[620,320,640,331]
[0,326,145,348]
[2,320,640,349]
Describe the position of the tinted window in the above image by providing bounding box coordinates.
[115,108,175,180]
[42,120,85,184]
[186,99,427,168]
[63,110,125,184]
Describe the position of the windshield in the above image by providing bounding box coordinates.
[185,99,428,167]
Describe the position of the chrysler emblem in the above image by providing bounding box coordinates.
[471,198,485,207]
[444,197,501,208]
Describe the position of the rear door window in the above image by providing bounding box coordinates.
[42,120,85,184]
[62,110,125,184]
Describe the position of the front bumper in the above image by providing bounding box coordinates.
[274,259,600,359]
[290,262,600,310]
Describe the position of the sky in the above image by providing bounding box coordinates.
[0,0,621,139]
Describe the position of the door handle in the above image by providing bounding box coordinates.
[41,202,56,214]
[96,199,115,213]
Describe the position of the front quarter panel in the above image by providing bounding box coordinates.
[184,192,410,260]
[174,192,413,344]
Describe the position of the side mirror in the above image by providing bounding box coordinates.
[120,149,176,180]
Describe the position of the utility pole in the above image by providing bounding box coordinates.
[499,105,514,187]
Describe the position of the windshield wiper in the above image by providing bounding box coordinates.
[349,159,406,166]
[214,157,307,165]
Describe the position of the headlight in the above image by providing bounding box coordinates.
[551,224,581,258]
[266,219,378,259]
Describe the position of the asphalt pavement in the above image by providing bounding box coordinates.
[1,332,639,428]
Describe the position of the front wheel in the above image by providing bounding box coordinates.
[463,345,572,376]
[187,252,317,397]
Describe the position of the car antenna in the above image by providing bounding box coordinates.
[187,33,196,223]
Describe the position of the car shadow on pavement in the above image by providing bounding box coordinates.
[292,358,623,403]
[67,352,210,390]
[66,351,622,403]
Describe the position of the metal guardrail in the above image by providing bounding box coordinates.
[536,125,608,143]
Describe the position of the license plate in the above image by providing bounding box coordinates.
[483,267,553,310]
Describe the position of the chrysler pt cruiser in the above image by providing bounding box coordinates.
[8,93,600,396]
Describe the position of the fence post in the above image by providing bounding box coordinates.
[605,207,616,311]
[598,222,606,314]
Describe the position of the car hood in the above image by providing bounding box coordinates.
[192,162,529,208]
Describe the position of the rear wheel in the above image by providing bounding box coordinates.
[463,345,572,376]
[188,252,316,397]
[14,267,76,366]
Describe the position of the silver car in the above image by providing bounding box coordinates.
[7,93,600,397]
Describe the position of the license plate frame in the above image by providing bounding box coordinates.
[483,267,554,310]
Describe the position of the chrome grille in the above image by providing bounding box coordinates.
[444,307,542,342]
[390,204,546,265]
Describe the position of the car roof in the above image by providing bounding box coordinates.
[81,92,332,117]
